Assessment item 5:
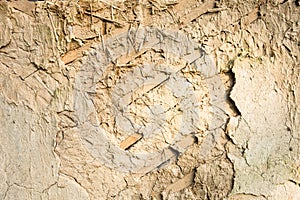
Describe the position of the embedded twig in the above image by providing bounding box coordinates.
[98,0,123,11]
[89,2,93,30]
[85,11,124,27]
[100,26,105,50]
[165,170,195,193]
[47,10,59,43]
[179,0,215,23]
[120,133,143,150]
[111,6,114,21]
[241,7,259,27]
[207,7,228,13]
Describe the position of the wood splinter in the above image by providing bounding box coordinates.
[165,170,195,193]
[119,133,143,150]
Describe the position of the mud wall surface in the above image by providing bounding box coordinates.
[0,0,299,199]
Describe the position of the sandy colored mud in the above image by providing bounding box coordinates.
[0,0,299,199]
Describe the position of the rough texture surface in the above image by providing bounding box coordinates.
[0,0,299,199]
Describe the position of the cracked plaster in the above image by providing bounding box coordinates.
[0,0,299,199]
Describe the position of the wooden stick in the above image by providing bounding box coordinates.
[120,133,143,150]
[85,11,124,27]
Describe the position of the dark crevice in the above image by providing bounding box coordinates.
[0,39,12,50]
[289,179,300,187]
[280,0,289,4]
[224,69,241,116]
[19,68,39,81]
